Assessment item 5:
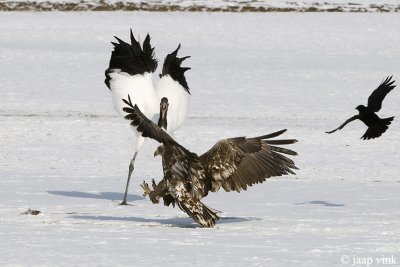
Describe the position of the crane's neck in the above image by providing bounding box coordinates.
[158,97,169,130]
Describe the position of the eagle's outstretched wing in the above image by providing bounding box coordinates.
[367,76,396,113]
[122,95,179,147]
[326,115,360,134]
[200,129,298,193]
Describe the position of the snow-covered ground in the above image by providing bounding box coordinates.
[1,12,400,266]
[1,0,399,12]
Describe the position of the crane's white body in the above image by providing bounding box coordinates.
[110,72,158,119]
[109,71,160,153]
[156,75,190,135]
[108,71,189,151]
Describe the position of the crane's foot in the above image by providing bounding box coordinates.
[119,152,138,206]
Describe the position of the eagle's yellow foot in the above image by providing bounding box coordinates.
[141,180,159,204]
[141,181,152,197]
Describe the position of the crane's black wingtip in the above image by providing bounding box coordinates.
[160,44,191,93]
[173,43,181,54]
[106,30,158,76]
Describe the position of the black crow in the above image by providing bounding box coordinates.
[326,76,396,140]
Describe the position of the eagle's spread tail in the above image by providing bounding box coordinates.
[177,200,219,228]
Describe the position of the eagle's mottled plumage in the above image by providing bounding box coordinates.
[123,96,298,227]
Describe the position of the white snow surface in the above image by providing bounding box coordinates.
[1,12,400,266]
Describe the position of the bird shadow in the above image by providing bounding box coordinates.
[47,191,144,202]
[219,216,261,224]
[69,214,259,228]
[294,200,345,207]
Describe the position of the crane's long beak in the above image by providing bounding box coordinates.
[158,99,169,131]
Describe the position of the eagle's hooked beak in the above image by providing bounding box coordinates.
[154,145,164,157]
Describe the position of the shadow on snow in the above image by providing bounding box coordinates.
[69,214,259,228]
[294,200,345,207]
[47,191,144,202]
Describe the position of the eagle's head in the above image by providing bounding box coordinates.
[154,145,165,157]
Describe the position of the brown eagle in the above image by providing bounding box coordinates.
[122,96,299,227]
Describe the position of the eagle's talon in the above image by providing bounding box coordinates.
[141,181,159,203]
[141,181,152,197]
[151,179,157,190]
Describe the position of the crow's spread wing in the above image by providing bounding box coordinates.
[200,129,298,193]
[326,115,360,134]
[367,76,396,112]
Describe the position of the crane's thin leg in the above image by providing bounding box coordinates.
[120,152,138,205]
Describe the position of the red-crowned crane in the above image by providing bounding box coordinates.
[105,30,191,205]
